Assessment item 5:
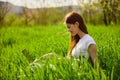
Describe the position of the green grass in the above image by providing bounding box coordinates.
[0,24,120,80]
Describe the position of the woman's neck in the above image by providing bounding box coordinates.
[78,31,86,39]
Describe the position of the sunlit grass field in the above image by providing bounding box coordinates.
[0,24,120,80]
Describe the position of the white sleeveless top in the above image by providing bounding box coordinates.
[71,34,96,58]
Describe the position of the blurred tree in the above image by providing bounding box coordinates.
[78,0,120,25]
[78,0,103,25]
[35,7,70,25]
[0,2,11,26]
[100,0,120,25]
[22,7,36,26]
[35,8,49,25]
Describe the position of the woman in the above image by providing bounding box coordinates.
[65,11,97,65]
[22,11,97,65]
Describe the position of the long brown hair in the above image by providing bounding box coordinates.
[64,11,88,57]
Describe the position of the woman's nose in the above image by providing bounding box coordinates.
[68,29,70,32]
[68,27,71,31]
[68,29,72,32]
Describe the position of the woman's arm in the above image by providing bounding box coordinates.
[88,44,97,65]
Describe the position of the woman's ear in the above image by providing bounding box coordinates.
[75,22,79,27]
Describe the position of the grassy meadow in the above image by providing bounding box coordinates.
[0,24,120,80]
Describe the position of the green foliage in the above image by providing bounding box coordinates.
[0,25,120,80]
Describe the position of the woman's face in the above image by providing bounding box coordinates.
[66,22,80,36]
